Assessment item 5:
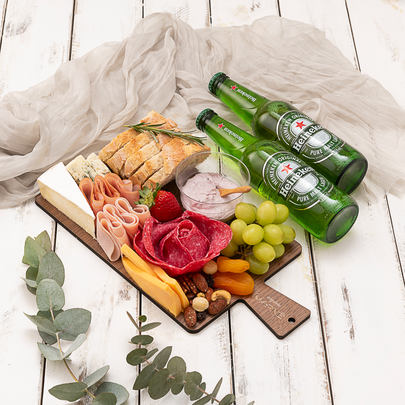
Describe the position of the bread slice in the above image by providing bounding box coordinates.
[122,141,161,178]
[99,128,139,162]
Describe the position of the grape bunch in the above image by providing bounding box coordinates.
[221,201,296,275]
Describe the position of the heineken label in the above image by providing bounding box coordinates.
[229,84,257,102]
[263,152,333,209]
[276,111,344,163]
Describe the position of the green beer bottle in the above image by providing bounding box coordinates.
[208,72,368,194]
[196,108,359,244]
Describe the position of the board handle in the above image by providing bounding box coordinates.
[243,284,311,339]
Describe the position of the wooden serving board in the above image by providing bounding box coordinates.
[35,193,310,339]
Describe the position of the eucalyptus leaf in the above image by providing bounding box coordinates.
[63,333,86,359]
[22,236,46,268]
[185,371,203,397]
[35,230,52,253]
[138,315,147,323]
[139,322,161,332]
[210,378,223,403]
[24,313,57,335]
[126,348,148,366]
[144,348,159,361]
[95,382,129,405]
[153,346,172,369]
[22,277,38,288]
[25,266,38,294]
[171,371,186,395]
[167,356,187,376]
[193,395,211,405]
[93,392,117,405]
[190,382,206,401]
[38,342,62,361]
[246,402,255,405]
[48,382,87,401]
[36,279,65,311]
[131,335,153,345]
[54,308,91,341]
[148,369,171,400]
[37,309,63,345]
[133,363,157,390]
[218,394,235,405]
[83,365,110,388]
[37,251,65,287]
[126,311,139,331]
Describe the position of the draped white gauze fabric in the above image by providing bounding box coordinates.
[0,13,404,208]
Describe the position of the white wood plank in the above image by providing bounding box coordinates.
[0,0,73,99]
[210,0,278,27]
[346,0,405,107]
[278,0,359,69]
[144,0,211,29]
[71,0,143,59]
[0,201,54,404]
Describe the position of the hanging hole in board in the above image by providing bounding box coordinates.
[288,317,296,324]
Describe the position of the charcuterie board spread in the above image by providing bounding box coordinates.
[35,110,310,338]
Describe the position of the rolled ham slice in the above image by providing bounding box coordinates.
[79,178,104,214]
[105,173,140,207]
[132,204,151,227]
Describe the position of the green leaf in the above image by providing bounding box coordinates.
[48,382,87,401]
[22,277,38,288]
[171,371,186,395]
[37,251,65,287]
[83,365,110,388]
[54,308,91,341]
[218,394,235,405]
[25,266,38,294]
[35,230,52,253]
[126,311,140,331]
[139,322,161,332]
[193,395,211,405]
[95,382,129,405]
[24,313,57,335]
[148,369,172,399]
[38,343,62,361]
[93,392,117,405]
[185,371,203,397]
[138,315,147,323]
[246,402,255,405]
[190,382,206,401]
[126,348,148,366]
[22,236,46,268]
[63,333,86,359]
[37,309,63,345]
[144,348,159,361]
[133,363,157,390]
[211,378,223,403]
[36,279,65,311]
[167,356,187,376]
[131,335,153,345]
[153,346,172,369]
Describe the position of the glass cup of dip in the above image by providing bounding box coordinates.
[175,151,251,222]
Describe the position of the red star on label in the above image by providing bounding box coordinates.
[218,123,224,129]
[281,164,293,173]
[230,85,237,90]
[295,121,306,129]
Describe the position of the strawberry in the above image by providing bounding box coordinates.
[136,184,183,222]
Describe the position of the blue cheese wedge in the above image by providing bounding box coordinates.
[67,153,110,183]
[86,153,110,177]
[37,162,96,238]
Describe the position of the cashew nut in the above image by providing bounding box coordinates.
[197,292,205,298]
[211,290,231,305]
[192,297,209,312]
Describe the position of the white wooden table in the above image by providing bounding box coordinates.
[1,1,405,404]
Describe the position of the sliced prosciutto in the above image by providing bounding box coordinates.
[133,210,232,277]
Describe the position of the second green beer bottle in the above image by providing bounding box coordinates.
[196,108,359,244]
[209,72,368,194]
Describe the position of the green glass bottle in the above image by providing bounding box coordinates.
[196,108,359,244]
[208,72,368,194]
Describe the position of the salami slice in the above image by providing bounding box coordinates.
[133,210,232,277]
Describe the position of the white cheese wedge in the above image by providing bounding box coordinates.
[37,162,96,238]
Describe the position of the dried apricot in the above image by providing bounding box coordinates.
[217,257,249,273]
[213,272,254,295]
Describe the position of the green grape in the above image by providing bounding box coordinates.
[273,204,289,224]
[221,239,238,257]
[263,224,284,245]
[242,224,264,245]
[277,224,296,244]
[272,244,285,258]
[252,242,276,263]
[246,203,258,215]
[230,219,247,245]
[246,255,269,275]
[256,200,277,226]
[235,202,256,224]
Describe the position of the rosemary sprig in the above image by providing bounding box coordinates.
[123,121,206,147]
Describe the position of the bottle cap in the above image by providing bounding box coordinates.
[208,72,228,95]
[196,109,217,131]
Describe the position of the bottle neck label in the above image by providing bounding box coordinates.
[276,111,344,163]
[263,152,333,210]
[228,84,258,103]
